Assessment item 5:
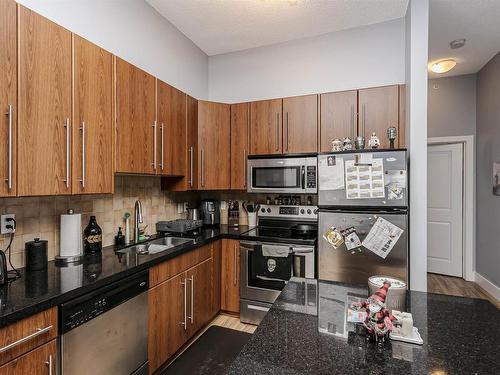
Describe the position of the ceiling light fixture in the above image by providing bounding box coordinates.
[428,59,457,74]
[449,38,466,49]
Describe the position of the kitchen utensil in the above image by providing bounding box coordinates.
[247,212,257,228]
[25,238,48,271]
[228,201,239,227]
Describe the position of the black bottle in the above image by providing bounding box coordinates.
[83,216,102,254]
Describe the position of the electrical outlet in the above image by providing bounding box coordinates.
[183,202,189,212]
[1,214,15,234]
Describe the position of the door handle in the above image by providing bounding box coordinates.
[79,122,85,188]
[233,244,238,286]
[152,121,157,169]
[350,104,355,140]
[160,122,164,171]
[0,325,53,353]
[64,118,70,188]
[201,149,205,187]
[285,112,289,152]
[45,354,53,375]
[188,275,194,324]
[362,103,366,136]
[243,149,247,188]
[275,113,279,151]
[5,105,12,190]
[180,278,187,330]
[301,165,306,189]
[189,146,194,187]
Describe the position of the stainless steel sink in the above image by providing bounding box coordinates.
[117,236,195,255]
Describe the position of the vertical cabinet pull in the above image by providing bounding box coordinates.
[243,149,247,188]
[201,149,205,187]
[188,275,194,324]
[5,105,12,190]
[64,118,70,188]
[45,354,53,375]
[350,105,355,140]
[189,146,194,187]
[362,103,366,136]
[152,121,157,169]
[285,112,289,151]
[160,123,164,171]
[79,122,85,188]
[233,244,238,286]
[275,113,279,151]
[180,278,187,330]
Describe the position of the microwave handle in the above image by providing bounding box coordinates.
[301,166,306,189]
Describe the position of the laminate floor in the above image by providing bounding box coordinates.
[427,273,499,308]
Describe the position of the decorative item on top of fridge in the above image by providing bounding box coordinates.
[342,137,353,151]
[355,135,365,150]
[387,126,397,149]
[331,138,343,152]
[368,132,380,149]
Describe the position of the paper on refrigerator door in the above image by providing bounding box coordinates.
[319,156,345,191]
[345,158,385,199]
[362,217,403,259]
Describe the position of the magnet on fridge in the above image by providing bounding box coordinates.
[323,227,344,249]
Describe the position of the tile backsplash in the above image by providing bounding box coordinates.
[0,176,192,270]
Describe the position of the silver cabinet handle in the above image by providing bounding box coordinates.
[243,149,247,188]
[0,325,53,353]
[189,146,194,187]
[275,113,279,151]
[188,275,194,324]
[362,103,366,136]
[350,104,355,140]
[285,112,289,151]
[5,105,12,190]
[201,149,205,187]
[79,122,85,188]
[152,121,157,169]
[180,278,187,330]
[160,122,164,171]
[233,244,238,286]
[45,354,53,375]
[64,118,70,188]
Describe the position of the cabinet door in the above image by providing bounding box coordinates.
[283,95,318,153]
[148,272,189,372]
[0,0,16,197]
[211,240,222,317]
[221,239,240,313]
[198,101,230,190]
[115,58,156,174]
[249,99,282,155]
[18,6,72,196]
[320,91,357,152]
[187,258,213,335]
[73,36,113,194]
[230,103,249,190]
[358,85,399,149]
[0,339,56,375]
[157,80,186,176]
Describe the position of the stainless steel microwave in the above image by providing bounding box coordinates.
[247,156,317,194]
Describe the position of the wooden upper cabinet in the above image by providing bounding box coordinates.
[283,95,318,153]
[0,0,16,197]
[358,85,399,149]
[198,101,230,190]
[221,239,240,313]
[249,99,282,155]
[18,6,72,196]
[73,36,114,194]
[320,90,357,152]
[115,57,156,174]
[230,103,249,190]
[186,95,198,190]
[157,81,186,176]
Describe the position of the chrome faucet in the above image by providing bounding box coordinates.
[134,200,143,243]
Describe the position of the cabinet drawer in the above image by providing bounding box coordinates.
[0,339,56,375]
[150,244,212,287]
[0,308,57,366]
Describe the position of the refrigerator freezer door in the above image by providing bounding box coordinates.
[318,150,407,207]
[318,210,408,285]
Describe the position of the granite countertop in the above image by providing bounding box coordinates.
[0,225,249,328]
[229,277,500,375]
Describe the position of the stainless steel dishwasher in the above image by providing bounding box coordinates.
[59,270,149,375]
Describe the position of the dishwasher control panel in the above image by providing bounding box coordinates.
[59,270,149,334]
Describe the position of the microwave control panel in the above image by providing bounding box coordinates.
[306,166,317,189]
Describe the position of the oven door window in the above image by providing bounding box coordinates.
[252,167,301,189]
[248,247,292,291]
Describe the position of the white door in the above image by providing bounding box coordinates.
[427,143,463,277]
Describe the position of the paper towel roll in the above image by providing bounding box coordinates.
[60,211,82,257]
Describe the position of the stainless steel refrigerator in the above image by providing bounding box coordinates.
[318,149,408,285]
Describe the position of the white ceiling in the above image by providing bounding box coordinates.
[146,0,408,56]
[429,0,500,78]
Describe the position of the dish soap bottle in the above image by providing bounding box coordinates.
[83,216,102,254]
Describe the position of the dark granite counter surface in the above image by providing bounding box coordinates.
[229,277,500,375]
[0,225,249,328]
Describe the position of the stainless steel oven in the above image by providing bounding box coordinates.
[240,241,315,325]
[247,156,317,194]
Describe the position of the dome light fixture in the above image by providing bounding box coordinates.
[449,39,466,49]
[428,59,457,74]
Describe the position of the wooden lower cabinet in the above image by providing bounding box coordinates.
[221,239,240,313]
[187,259,213,336]
[0,340,56,375]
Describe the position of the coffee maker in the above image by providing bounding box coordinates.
[200,200,220,226]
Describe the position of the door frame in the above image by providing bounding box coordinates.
[427,136,475,281]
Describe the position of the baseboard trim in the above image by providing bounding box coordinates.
[474,272,500,302]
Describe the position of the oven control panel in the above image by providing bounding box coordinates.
[259,205,318,220]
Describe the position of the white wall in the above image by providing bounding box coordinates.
[208,18,405,103]
[406,0,429,292]
[17,0,209,99]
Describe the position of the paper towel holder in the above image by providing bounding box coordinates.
[55,209,84,266]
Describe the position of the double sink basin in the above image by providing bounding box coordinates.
[116,236,195,256]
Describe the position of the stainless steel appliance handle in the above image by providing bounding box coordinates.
[301,165,306,190]
[152,121,157,169]
[180,278,187,330]
[247,304,269,313]
[0,325,53,353]
[45,354,53,375]
[64,118,70,188]
[285,112,289,151]
[275,113,279,151]
[189,146,194,187]
[160,122,164,171]
[240,241,257,251]
[80,122,85,188]
[290,247,314,254]
[201,149,205,187]
[233,244,238,286]
[188,275,194,324]
[5,105,12,190]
